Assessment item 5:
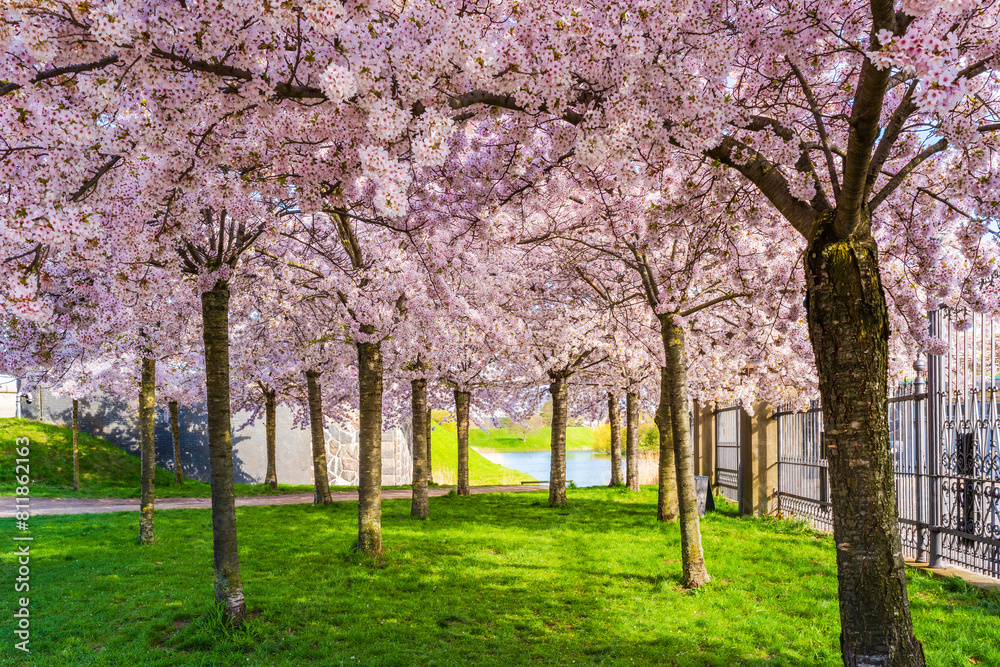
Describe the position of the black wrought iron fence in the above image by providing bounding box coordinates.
[774,402,832,532]
[771,308,999,579]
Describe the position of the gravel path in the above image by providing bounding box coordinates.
[0,485,547,518]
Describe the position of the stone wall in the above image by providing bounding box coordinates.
[19,387,412,487]
[323,422,412,486]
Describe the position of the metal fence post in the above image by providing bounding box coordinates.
[776,410,782,516]
[927,309,943,568]
[913,357,927,563]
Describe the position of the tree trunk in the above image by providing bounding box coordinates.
[72,398,80,492]
[169,400,183,485]
[357,341,383,557]
[264,390,277,489]
[455,389,471,496]
[306,370,332,505]
[410,378,429,518]
[661,316,710,588]
[607,393,623,486]
[548,374,568,507]
[138,358,156,545]
[625,391,640,492]
[805,215,925,667]
[201,281,246,624]
[655,367,678,522]
[426,406,433,485]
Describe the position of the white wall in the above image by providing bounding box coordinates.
[0,376,17,418]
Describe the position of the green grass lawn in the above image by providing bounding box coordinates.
[435,419,595,452]
[430,420,535,485]
[2,488,998,666]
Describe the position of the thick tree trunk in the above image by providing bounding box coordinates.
[607,393,623,486]
[625,392,640,492]
[426,406,433,485]
[410,378,429,518]
[661,316,710,588]
[548,374,568,507]
[138,358,156,545]
[805,216,925,667]
[306,370,332,505]
[169,400,183,485]
[72,398,80,492]
[455,389,471,496]
[357,341,383,557]
[264,390,277,489]
[201,282,246,624]
[655,367,678,522]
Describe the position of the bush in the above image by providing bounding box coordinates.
[594,423,611,453]
[640,424,659,450]
[593,422,659,454]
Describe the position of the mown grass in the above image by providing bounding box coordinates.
[434,419,595,453]
[1,488,998,666]
[430,420,535,485]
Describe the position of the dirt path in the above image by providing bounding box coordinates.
[0,485,547,518]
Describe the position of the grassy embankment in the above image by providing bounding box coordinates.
[1,487,998,666]
[0,418,318,498]
[433,416,595,453]
[0,418,532,498]
[429,418,535,485]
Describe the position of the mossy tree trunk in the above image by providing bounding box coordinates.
[455,389,471,496]
[72,398,80,492]
[426,406,433,485]
[264,390,277,489]
[138,358,156,545]
[661,316,710,588]
[410,378,429,518]
[625,392,640,492]
[805,214,925,667]
[607,393,623,486]
[357,341,383,557]
[655,367,678,522]
[306,370,332,505]
[169,400,183,485]
[548,374,568,507]
[201,281,246,624]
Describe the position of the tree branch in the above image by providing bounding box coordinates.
[705,137,818,237]
[69,155,122,202]
[788,61,841,200]
[870,138,948,210]
[1,55,121,97]
[835,1,898,238]
[678,292,750,318]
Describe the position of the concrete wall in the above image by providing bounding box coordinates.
[19,387,411,487]
[0,376,17,418]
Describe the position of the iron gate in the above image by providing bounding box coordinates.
[714,404,741,503]
[928,308,1000,577]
